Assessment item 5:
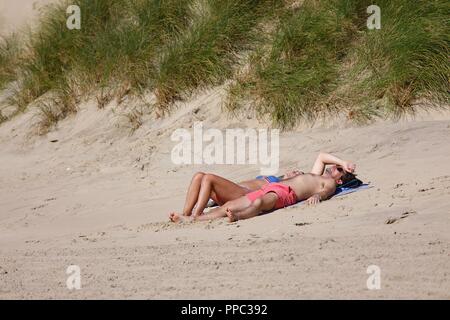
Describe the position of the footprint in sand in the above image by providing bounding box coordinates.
[385,210,416,224]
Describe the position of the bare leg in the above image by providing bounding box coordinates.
[169,210,224,223]
[191,174,249,217]
[169,196,252,223]
[190,209,228,222]
[201,205,223,217]
[194,196,251,221]
[226,193,278,222]
[182,172,205,216]
[169,212,193,223]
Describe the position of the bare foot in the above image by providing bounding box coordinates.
[226,208,238,222]
[169,212,192,223]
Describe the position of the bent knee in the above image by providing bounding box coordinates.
[193,171,205,180]
[202,173,217,183]
[192,172,206,183]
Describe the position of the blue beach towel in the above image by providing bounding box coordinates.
[335,183,370,196]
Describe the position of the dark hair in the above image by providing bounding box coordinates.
[339,172,362,187]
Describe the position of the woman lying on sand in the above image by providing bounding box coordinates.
[169,152,356,223]
[173,169,303,218]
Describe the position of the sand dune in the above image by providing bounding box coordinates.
[0,87,449,299]
[0,0,448,300]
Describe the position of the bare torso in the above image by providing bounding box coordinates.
[280,173,336,201]
[239,179,267,191]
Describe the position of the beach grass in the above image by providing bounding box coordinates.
[0,0,448,129]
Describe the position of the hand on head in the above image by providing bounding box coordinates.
[342,161,356,173]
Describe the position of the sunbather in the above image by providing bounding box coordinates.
[169,152,356,223]
[177,169,303,217]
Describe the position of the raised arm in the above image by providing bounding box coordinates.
[310,152,353,175]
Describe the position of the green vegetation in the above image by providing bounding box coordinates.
[227,0,449,128]
[154,0,282,110]
[227,0,361,127]
[350,0,450,118]
[2,0,193,120]
[0,36,20,90]
[0,0,448,130]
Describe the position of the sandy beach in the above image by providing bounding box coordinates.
[0,0,449,300]
[0,87,449,299]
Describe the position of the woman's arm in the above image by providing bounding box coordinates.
[310,152,347,175]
